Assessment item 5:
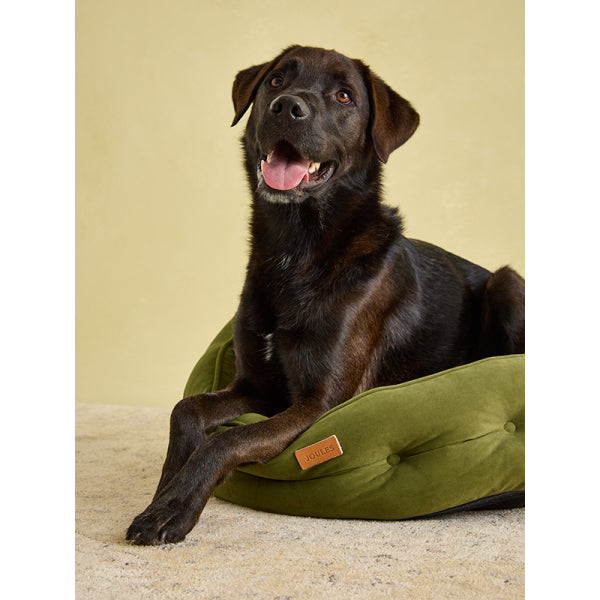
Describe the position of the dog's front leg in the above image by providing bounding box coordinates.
[151,386,267,500]
[126,398,326,545]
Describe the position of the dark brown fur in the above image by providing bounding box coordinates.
[127,46,525,545]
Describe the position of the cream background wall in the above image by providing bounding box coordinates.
[76,0,524,407]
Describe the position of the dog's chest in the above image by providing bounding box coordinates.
[262,332,275,362]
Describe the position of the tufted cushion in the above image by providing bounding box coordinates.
[184,320,524,519]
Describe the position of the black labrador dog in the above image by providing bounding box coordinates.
[127,45,524,545]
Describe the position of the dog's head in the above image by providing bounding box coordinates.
[231,45,419,204]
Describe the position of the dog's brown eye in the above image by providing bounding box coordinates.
[336,90,352,104]
[270,75,284,88]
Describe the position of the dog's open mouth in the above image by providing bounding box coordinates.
[260,141,335,192]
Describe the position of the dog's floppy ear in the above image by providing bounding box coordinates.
[231,46,298,127]
[231,62,273,127]
[365,69,420,163]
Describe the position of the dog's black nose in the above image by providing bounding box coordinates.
[269,95,310,120]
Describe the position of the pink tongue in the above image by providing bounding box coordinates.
[262,152,310,191]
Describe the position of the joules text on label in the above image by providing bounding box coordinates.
[294,435,343,470]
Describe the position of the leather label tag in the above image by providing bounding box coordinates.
[294,435,343,470]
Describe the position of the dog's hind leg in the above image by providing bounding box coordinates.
[477,265,525,356]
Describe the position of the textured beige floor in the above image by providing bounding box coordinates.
[75,403,524,599]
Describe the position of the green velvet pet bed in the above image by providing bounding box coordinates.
[184,320,524,519]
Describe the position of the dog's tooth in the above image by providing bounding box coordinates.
[266,152,274,164]
[308,162,320,174]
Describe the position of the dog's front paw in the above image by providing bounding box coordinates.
[126,499,196,545]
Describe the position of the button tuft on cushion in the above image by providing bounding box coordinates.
[504,421,517,433]
[387,454,401,466]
